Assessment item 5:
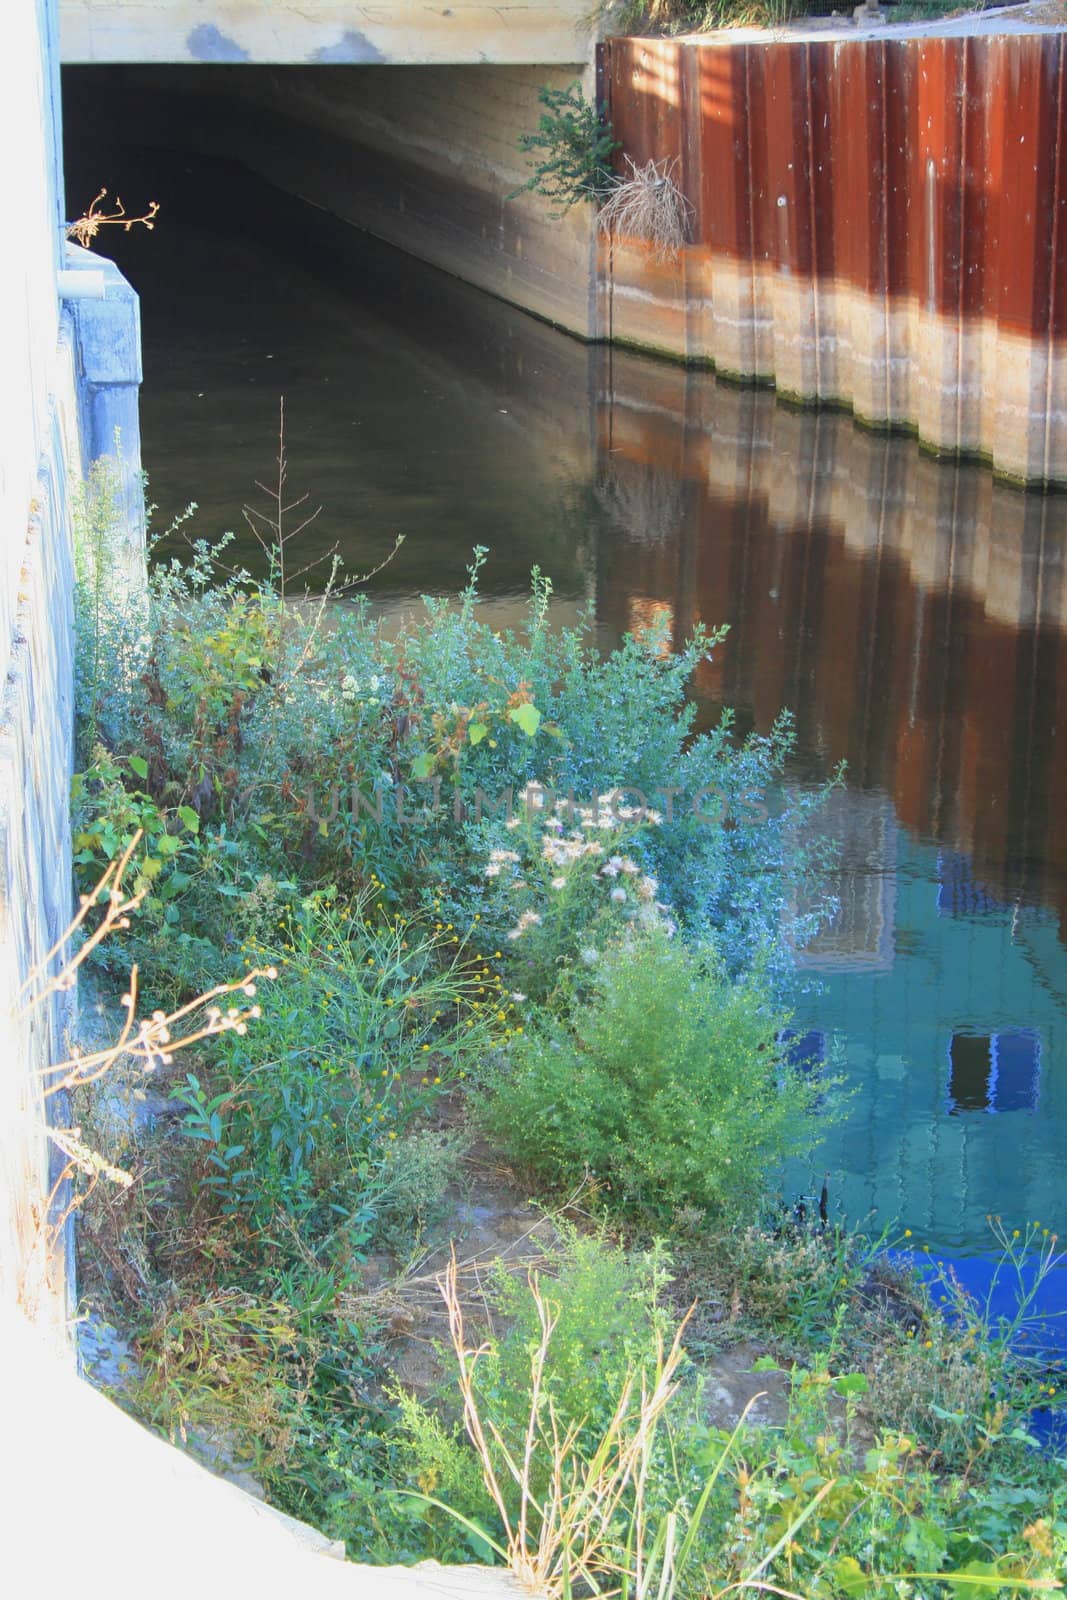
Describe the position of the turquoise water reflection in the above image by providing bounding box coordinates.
[789,818,1067,1251]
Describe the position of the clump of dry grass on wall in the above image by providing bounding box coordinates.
[597,158,695,260]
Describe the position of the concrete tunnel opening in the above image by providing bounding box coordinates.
[58,59,607,600]
[60,61,600,348]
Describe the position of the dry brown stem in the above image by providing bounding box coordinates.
[18,839,275,1309]
[598,158,694,261]
[437,1246,692,1598]
[66,188,159,248]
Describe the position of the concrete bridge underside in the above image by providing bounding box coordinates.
[60,0,594,66]
[61,2,601,347]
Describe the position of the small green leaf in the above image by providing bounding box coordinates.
[128,755,149,780]
[468,721,489,746]
[177,805,200,833]
[751,1355,780,1372]
[507,702,542,738]
[832,1372,869,1397]
[411,752,436,780]
[834,1556,868,1598]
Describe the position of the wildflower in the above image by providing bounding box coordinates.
[341,674,359,702]
[580,946,600,965]
[550,876,566,891]
[610,887,627,904]
[511,991,526,1002]
[637,875,658,901]
[484,863,501,878]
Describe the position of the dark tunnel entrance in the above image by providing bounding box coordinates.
[59,62,602,601]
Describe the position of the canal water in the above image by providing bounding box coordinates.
[70,146,1067,1285]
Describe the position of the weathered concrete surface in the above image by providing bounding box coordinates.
[225,62,600,335]
[64,242,147,573]
[60,0,594,66]
[2,0,78,1339]
[9,1308,528,1598]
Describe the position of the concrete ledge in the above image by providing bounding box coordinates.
[62,241,146,567]
[10,1308,528,1599]
[59,0,594,66]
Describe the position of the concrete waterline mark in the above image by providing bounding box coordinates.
[300,779,770,831]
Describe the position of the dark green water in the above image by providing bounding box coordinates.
[69,144,1067,1262]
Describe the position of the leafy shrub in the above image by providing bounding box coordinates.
[73,514,835,1010]
[677,1219,888,1348]
[399,1238,1066,1600]
[173,897,496,1237]
[510,82,620,216]
[72,457,148,758]
[373,1128,471,1257]
[397,1230,680,1540]
[481,932,825,1219]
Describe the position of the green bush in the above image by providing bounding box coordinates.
[397,1229,679,1538]
[173,896,495,1237]
[510,82,619,216]
[481,932,824,1219]
[395,1230,1066,1598]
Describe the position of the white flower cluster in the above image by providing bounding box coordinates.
[486,786,677,942]
[484,848,521,879]
[340,672,383,706]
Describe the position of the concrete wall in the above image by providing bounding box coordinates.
[1,0,78,1336]
[2,3,143,1330]
[60,0,593,66]
[91,61,601,337]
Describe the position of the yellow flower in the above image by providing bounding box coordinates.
[904,1229,912,1238]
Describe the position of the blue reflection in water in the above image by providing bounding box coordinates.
[891,1247,1067,1445]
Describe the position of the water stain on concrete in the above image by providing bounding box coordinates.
[187,23,249,62]
[311,30,387,64]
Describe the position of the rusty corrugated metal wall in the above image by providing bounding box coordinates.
[599,32,1067,485]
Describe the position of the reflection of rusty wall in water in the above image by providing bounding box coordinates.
[599,33,1067,486]
[592,352,1067,921]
